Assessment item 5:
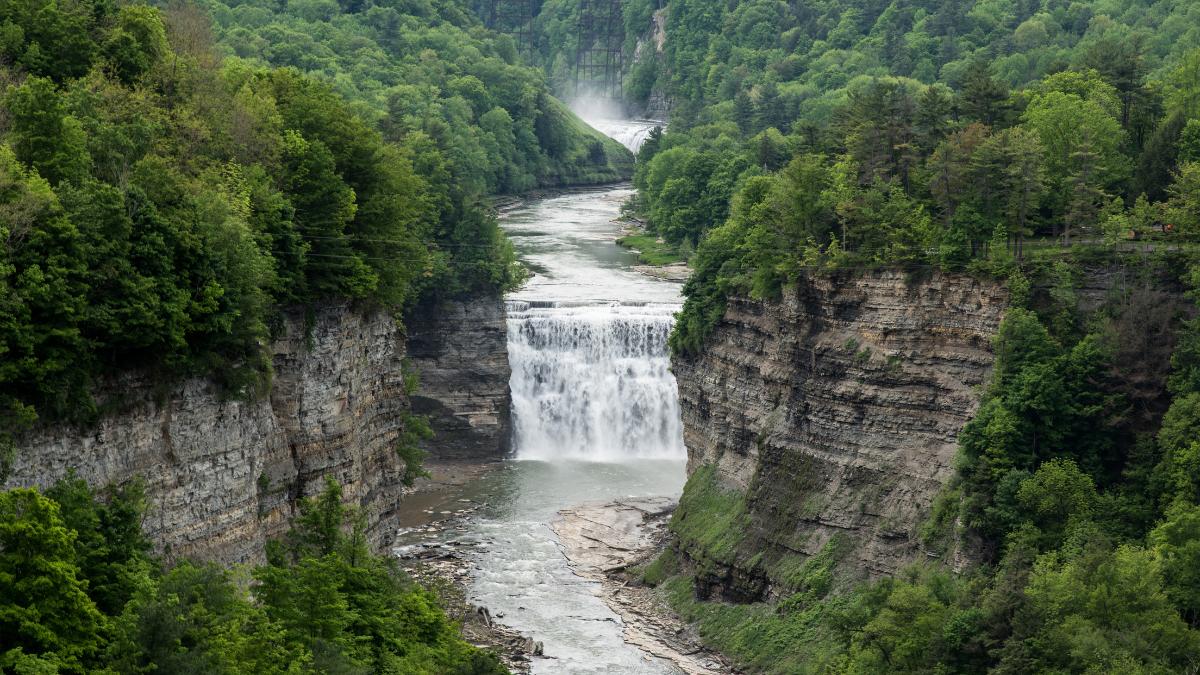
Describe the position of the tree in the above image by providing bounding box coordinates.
[0,146,90,422]
[280,131,374,299]
[1149,504,1200,625]
[45,477,153,617]
[914,83,956,156]
[5,77,90,185]
[0,489,104,670]
[958,59,1008,126]
[1166,162,1200,236]
[104,5,168,84]
[842,78,919,192]
[1022,90,1128,219]
[927,124,989,225]
[1001,127,1045,253]
[1063,130,1108,245]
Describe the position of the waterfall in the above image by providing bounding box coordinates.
[507,300,686,461]
[585,119,664,153]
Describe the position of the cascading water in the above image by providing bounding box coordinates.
[497,115,685,465]
[399,120,689,674]
[507,301,685,461]
[587,118,664,151]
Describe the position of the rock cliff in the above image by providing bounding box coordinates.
[406,297,512,461]
[671,270,1007,596]
[7,297,512,563]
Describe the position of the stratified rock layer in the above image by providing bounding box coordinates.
[672,270,1007,590]
[8,297,511,564]
[406,297,512,461]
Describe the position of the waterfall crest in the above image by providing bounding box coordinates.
[507,300,686,461]
[585,119,664,152]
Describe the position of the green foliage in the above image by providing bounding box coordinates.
[202,0,631,194]
[616,232,685,266]
[669,464,749,569]
[0,489,104,671]
[398,413,434,487]
[0,0,548,429]
[635,7,1200,355]
[0,476,509,674]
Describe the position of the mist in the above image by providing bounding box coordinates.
[568,90,626,125]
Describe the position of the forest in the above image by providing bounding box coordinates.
[1,476,508,672]
[0,0,623,668]
[0,0,629,442]
[623,0,1200,672]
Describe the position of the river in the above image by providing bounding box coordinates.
[402,120,688,673]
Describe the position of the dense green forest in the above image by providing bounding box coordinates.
[190,0,632,192]
[627,0,1200,672]
[628,0,1200,352]
[0,0,633,443]
[0,477,507,673]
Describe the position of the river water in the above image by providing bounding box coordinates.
[402,120,687,673]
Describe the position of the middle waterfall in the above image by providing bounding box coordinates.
[507,300,685,461]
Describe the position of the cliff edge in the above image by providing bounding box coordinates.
[671,270,1007,598]
[6,297,512,564]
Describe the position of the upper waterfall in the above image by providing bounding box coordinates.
[507,301,685,461]
[586,119,663,152]
[498,128,684,463]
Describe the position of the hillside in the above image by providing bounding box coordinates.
[622,1,1200,672]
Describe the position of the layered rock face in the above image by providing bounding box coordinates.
[672,271,1007,593]
[405,297,512,461]
[10,304,419,563]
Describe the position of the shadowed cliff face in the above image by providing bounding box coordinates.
[406,298,513,461]
[671,271,1007,597]
[8,297,512,564]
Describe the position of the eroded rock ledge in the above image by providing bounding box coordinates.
[671,270,1007,595]
[7,296,512,564]
[406,298,512,461]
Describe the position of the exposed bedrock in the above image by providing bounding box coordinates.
[672,270,1008,595]
[405,296,512,461]
[7,295,513,563]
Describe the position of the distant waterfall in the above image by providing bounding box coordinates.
[507,301,686,461]
[586,119,664,153]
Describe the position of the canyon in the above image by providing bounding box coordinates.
[671,271,1009,598]
[6,298,511,564]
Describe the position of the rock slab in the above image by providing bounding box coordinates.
[672,270,1007,591]
[8,297,511,564]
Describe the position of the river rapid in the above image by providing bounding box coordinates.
[401,120,688,674]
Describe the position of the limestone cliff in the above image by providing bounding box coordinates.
[406,297,512,461]
[671,270,1007,597]
[7,297,512,564]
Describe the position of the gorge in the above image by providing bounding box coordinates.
[8,0,1200,670]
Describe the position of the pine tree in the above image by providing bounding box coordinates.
[959,58,1008,126]
[1064,131,1107,245]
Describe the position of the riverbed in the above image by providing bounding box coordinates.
[396,120,697,674]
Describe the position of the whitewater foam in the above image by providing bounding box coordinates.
[506,301,685,461]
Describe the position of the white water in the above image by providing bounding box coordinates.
[502,123,685,463]
[411,120,687,674]
[569,96,663,152]
[507,301,684,461]
[588,118,663,152]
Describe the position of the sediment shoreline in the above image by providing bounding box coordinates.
[552,498,737,675]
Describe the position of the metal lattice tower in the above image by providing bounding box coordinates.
[483,0,536,62]
[574,0,624,99]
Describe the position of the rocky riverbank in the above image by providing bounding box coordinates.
[552,499,737,674]
[395,461,538,673]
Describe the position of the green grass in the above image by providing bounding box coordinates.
[669,465,750,567]
[656,567,847,674]
[617,233,687,266]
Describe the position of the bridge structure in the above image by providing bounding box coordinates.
[478,0,627,99]
[573,0,625,98]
